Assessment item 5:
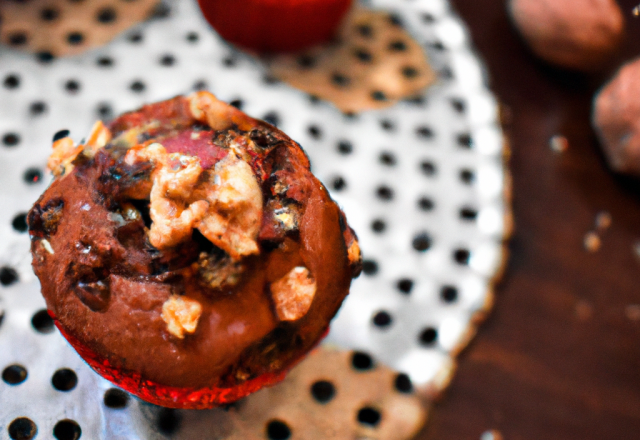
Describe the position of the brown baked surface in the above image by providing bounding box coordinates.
[28,93,361,395]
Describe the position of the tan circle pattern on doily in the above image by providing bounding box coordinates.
[0,0,159,57]
[205,348,427,440]
[268,8,437,113]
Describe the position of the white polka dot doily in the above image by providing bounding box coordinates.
[0,0,509,438]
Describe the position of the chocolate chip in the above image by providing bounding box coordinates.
[74,279,111,312]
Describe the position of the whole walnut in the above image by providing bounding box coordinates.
[593,58,640,176]
[508,0,625,71]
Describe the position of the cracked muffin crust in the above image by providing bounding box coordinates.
[28,92,361,409]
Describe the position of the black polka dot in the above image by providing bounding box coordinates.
[12,213,28,233]
[337,140,353,155]
[389,40,407,51]
[451,98,465,113]
[380,119,395,131]
[379,151,396,166]
[36,51,55,63]
[223,55,238,67]
[66,32,84,45]
[0,267,19,286]
[193,80,208,91]
[128,32,143,43]
[351,351,374,370]
[388,13,404,27]
[422,13,436,23]
[371,90,387,101]
[357,407,381,427]
[159,54,175,66]
[397,278,414,294]
[454,248,471,265]
[2,133,20,147]
[96,56,114,67]
[431,41,446,51]
[3,74,20,89]
[41,7,60,21]
[412,232,432,252]
[310,380,336,403]
[441,285,458,303]
[308,125,322,139]
[331,72,351,87]
[53,420,81,440]
[97,103,114,120]
[104,388,129,409]
[394,373,413,393]
[64,80,81,94]
[96,7,117,23]
[406,95,426,105]
[419,327,438,345]
[157,408,181,435]
[266,420,291,440]
[376,185,394,201]
[31,309,54,334]
[186,31,199,43]
[356,23,373,37]
[372,311,392,328]
[229,99,243,109]
[150,3,171,19]
[263,74,279,85]
[330,176,346,191]
[403,66,420,79]
[460,169,475,184]
[460,207,478,221]
[354,48,373,63]
[416,126,433,139]
[262,112,280,127]
[8,417,37,440]
[30,101,48,116]
[53,129,70,142]
[296,55,316,69]
[52,368,77,391]
[362,259,379,275]
[2,365,27,385]
[8,32,28,46]
[129,80,146,93]
[371,219,386,233]
[23,168,43,184]
[308,94,320,104]
[420,161,436,176]
[457,133,473,148]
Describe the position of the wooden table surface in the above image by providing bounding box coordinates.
[417,1,640,439]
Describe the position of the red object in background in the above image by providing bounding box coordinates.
[197,0,353,53]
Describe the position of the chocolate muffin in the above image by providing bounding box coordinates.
[28,92,361,409]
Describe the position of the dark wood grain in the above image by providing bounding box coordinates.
[417,1,640,439]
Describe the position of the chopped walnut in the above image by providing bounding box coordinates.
[125,143,207,248]
[48,137,82,177]
[348,239,361,268]
[125,142,263,258]
[189,91,254,132]
[84,121,112,157]
[274,206,299,231]
[270,266,317,321]
[48,121,112,177]
[161,295,203,339]
[194,151,263,259]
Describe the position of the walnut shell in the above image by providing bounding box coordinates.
[508,0,624,71]
[593,58,640,176]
